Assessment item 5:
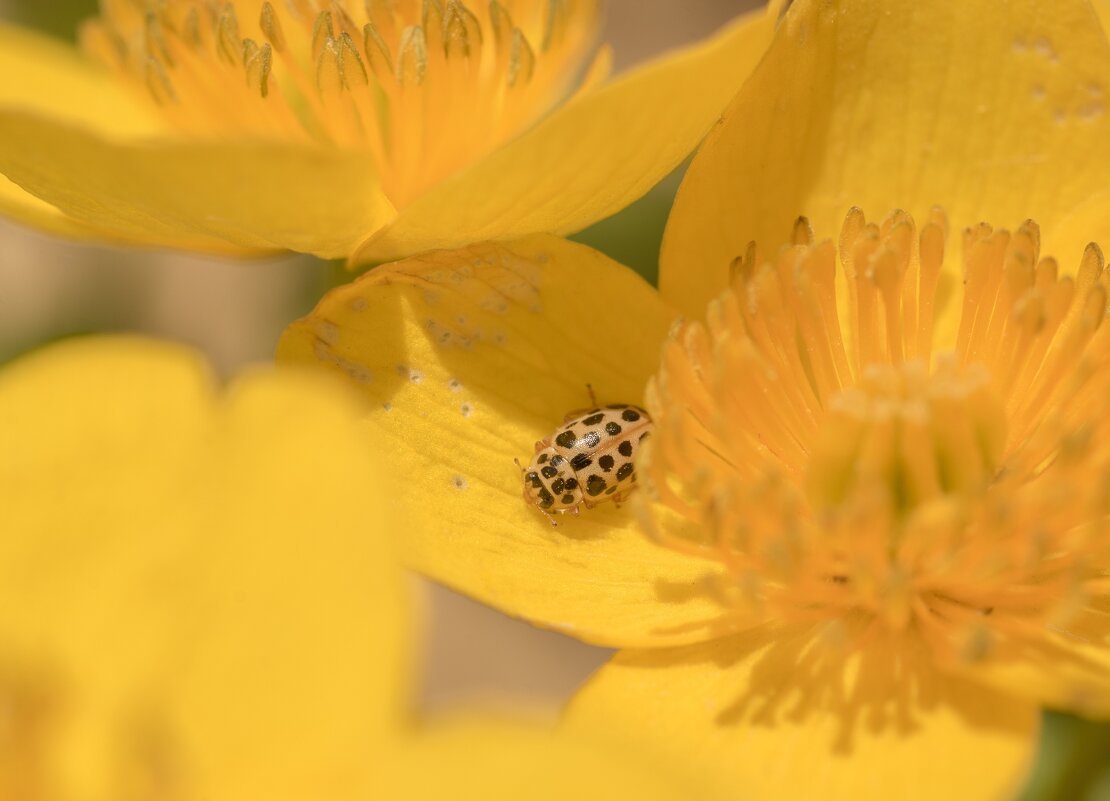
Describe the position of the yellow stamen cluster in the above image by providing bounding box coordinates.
[644,208,1110,661]
[82,0,604,204]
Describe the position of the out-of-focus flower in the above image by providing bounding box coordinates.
[0,1,779,263]
[278,0,1110,797]
[0,336,721,801]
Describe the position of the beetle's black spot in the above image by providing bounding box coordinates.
[598,454,615,472]
[618,440,633,458]
[617,463,634,481]
[564,478,578,490]
[526,472,542,488]
[561,493,575,504]
[605,486,617,495]
[606,404,627,410]
[537,453,548,463]
[538,488,554,508]
[541,465,558,479]
[571,453,593,471]
[555,431,577,448]
[582,431,601,449]
[583,412,605,425]
[621,409,641,422]
[551,478,566,495]
[550,455,565,467]
[605,421,621,436]
[586,475,607,496]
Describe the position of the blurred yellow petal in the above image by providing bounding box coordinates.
[0,173,123,243]
[948,632,1110,719]
[662,0,1110,316]
[565,626,1039,801]
[279,236,740,647]
[1096,0,1110,35]
[352,5,781,263]
[0,23,164,139]
[0,25,180,246]
[381,716,716,801]
[0,111,395,257]
[0,337,406,801]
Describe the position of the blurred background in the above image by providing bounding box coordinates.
[1,1,1108,799]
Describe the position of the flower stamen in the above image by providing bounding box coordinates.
[644,207,1110,662]
[82,0,605,204]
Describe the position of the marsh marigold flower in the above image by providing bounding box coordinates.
[0,1,778,261]
[279,0,1110,797]
[0,336,720,801]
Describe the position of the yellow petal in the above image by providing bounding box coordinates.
[352,5,780,264]
[278,236,739,647]
[0,25,186,246]
[0,172,119,242]
[946,629,1110,719]
[1096,1,1110,36]
[0,22,165,139]
[379,715,718,801]
[565,625,1039,801]
[662,0,1110,317]
[0,111,395,257]
[0,336,406,801]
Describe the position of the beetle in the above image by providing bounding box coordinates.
[516,391,652,525]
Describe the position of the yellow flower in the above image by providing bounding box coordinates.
[278,0,1110,797]
[0,1,778,262]
[0,335,721,801]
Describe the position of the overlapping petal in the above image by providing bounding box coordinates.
[0,111,395,256]
[564,625,1039,801]
[353,4,782,263]
[662,0,1110,317]
[0,337,406,800]
[278,236,744,647]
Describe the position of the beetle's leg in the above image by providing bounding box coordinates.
[563,386,602,422]
[543,509,558,527]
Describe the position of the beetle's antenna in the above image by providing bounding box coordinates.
[586,382,598,407]
[513,457,525,474]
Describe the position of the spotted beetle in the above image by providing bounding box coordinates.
[517,392,652,525]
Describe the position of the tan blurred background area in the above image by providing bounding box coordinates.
[0,0,763,716]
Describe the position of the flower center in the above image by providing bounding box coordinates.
[806,356,1006,516]
[643,208,1110,661]
[82,0,604,205]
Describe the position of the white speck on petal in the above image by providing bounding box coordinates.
[1078,102,1105,121]
[316,320,339,345]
